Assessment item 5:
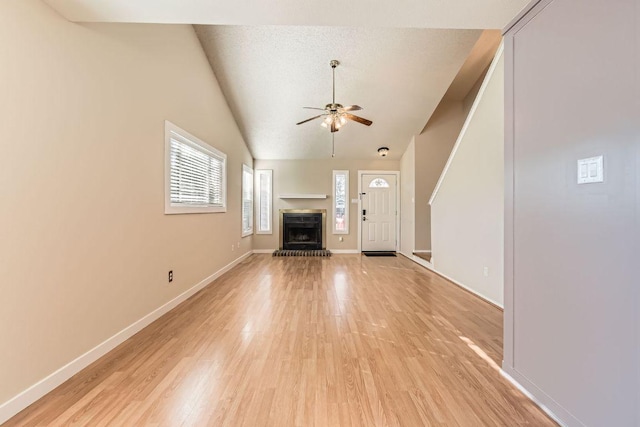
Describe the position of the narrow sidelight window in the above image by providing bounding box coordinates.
[242,164,253,236]
[255,169,273,234]
[333,170,349,234]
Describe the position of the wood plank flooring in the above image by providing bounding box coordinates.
[5,254,556,426]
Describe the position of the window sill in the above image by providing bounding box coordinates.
[165,206,227,214]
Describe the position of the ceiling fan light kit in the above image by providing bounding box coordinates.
[296,59,373,133]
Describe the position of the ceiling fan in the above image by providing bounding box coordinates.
[296,60,373,133]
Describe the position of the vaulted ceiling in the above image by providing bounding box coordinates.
[44,0,528,159]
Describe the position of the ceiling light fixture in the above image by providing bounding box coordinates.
[378,147,389,157]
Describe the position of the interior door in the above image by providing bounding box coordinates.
[361,174,397,252]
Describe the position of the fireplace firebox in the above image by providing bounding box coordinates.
[279,209,326,250]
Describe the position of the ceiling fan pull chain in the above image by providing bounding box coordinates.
[332,134,335,157]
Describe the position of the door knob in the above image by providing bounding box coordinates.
[363,217,367,221]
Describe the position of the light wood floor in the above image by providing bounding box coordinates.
[6,254,556,426]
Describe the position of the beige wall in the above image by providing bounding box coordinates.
[399,138,415,256]
[252,159,399,251]
[430,51,504,306]
[0,0,252,406]
[414,101,467,251]
[463,68,488,115]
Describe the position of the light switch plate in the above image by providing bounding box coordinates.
[351,198,359,204]
[577,156,604,184]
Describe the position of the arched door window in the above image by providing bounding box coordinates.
[369,178,390,188]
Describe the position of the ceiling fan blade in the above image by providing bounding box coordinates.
[344,113,373,126]
[341,105,362,112]
[303,107,327,111]
[296,114,325,125]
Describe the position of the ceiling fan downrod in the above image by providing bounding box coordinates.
[330,60,339,105]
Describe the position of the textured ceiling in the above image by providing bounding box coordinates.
[196,26,481,159]
[43,0,525,160]
[43,0,529,29]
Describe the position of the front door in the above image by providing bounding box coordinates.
[361,174,397,252]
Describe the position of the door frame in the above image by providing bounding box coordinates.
[357,170,401,253]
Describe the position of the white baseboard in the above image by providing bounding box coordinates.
[413,250,432,254]
[0,251,253,425]
[400,252,503,309]
[400,252,433,268]
[430,267,503,309]
[252,249,274,254]
[500,368,574,427]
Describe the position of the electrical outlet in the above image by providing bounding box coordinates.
[168,270,173,283]
[339,236,344,242]
[483,267,489,277]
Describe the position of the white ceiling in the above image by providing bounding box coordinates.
[196,26,480,159]
[44,0,527,159]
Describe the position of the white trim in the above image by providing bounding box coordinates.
[413,250,432,255]
[241,164,254,237]
[252,249,275,254]
[278,193,327,199]
[428,43,504,206]
[500,369,571,427]
[400,251,433,269]
[400,252,503,309]
[164,120,227,214]
[502,0,543,34]
[254,169,273,235]
[503,32,516,368]
[357,171,401,253]
[0,251,253,425]
[332,170,349,235]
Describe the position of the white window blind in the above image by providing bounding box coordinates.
[242,164,253,236]
[255,170,273,234]
[333,170,349,234]
[165,121,227,214]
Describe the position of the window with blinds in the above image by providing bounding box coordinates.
[255,169,273,234]
[242,164,253,236]
[165,121,227,214]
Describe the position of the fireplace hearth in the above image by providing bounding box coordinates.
[280,209,326,250]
